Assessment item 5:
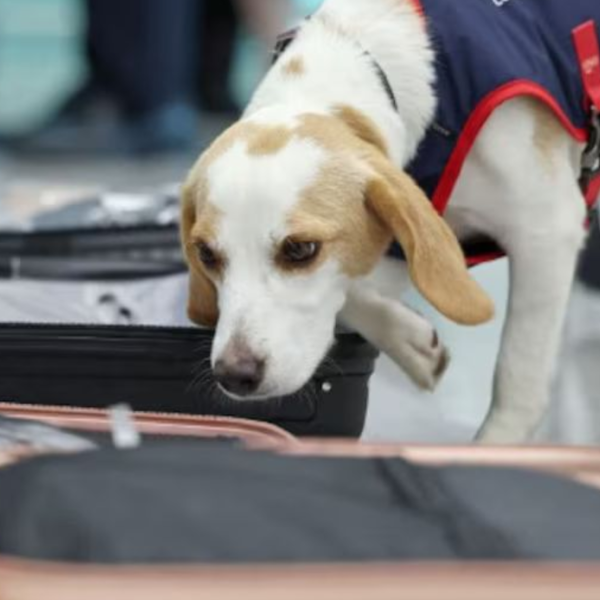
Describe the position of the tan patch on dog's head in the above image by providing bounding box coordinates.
[197,121,294,168]
[195,124,248,171]
[180,179,221,328]
[188,203,222,249]
[191,107,380,181]
[280,112,391,277]
[333,105,389,156]
[288,110,388,159]
[287,157,390,278]
[245,125,293,155]
[282,56,306,77]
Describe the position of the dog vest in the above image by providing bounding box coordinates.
[273,1,600,265]
[403,0,600,264]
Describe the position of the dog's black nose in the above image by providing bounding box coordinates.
[214,355,265,397]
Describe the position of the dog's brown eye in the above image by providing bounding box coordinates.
[198,243,220,270]
[280,239,321,266]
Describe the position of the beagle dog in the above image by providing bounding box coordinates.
[182,0,600,443]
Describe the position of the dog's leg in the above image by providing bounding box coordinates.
[459,99,587,444]
[476,227,584,443]
[340,260,450,391]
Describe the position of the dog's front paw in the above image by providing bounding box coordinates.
[383,320,450,391]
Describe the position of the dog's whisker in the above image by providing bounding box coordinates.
[197,369,216,390]
[191,342,214,355]
[187,360,215,395]
[191,357,213,376]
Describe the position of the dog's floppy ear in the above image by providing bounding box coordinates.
[181,182,219,328]
[365,160,494,325]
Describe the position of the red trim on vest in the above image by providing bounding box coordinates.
[408,0,425,19]
[574,22,600,209]
[588,174,600,206]
[466,252,505,268]
[415,15,599,267]
[431,80,590,216]
[573,21,600,111]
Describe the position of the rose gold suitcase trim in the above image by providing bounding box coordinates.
[0,402,296,445]
[1,560,600,600]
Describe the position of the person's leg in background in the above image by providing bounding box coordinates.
[4,0,202,155]
[79,0,202,154]
[86,0,197,142]
[196,0,241,117]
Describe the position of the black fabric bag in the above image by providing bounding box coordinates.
[2,438,600,563]
[0,224,184,281]
[0,324,377,437]
[0,194,185,281]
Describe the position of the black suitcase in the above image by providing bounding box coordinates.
[0,323,376,437]
[0,195,377,437]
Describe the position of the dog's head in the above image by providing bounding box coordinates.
[181,107,494,399]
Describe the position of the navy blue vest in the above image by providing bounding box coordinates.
[403,0,600,264]
[274,2,600,264]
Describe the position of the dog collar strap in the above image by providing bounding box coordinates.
[272,26,299,64]
[367,51,399,112]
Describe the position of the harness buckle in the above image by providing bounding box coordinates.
[581,106,600,193]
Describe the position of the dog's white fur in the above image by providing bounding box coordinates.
[185,0,587,443]
[207,138,350,397]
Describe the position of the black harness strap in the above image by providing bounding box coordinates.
[580,108,600,197]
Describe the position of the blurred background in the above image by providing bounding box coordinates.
[0,0,320,199]
[0,0,598,445]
